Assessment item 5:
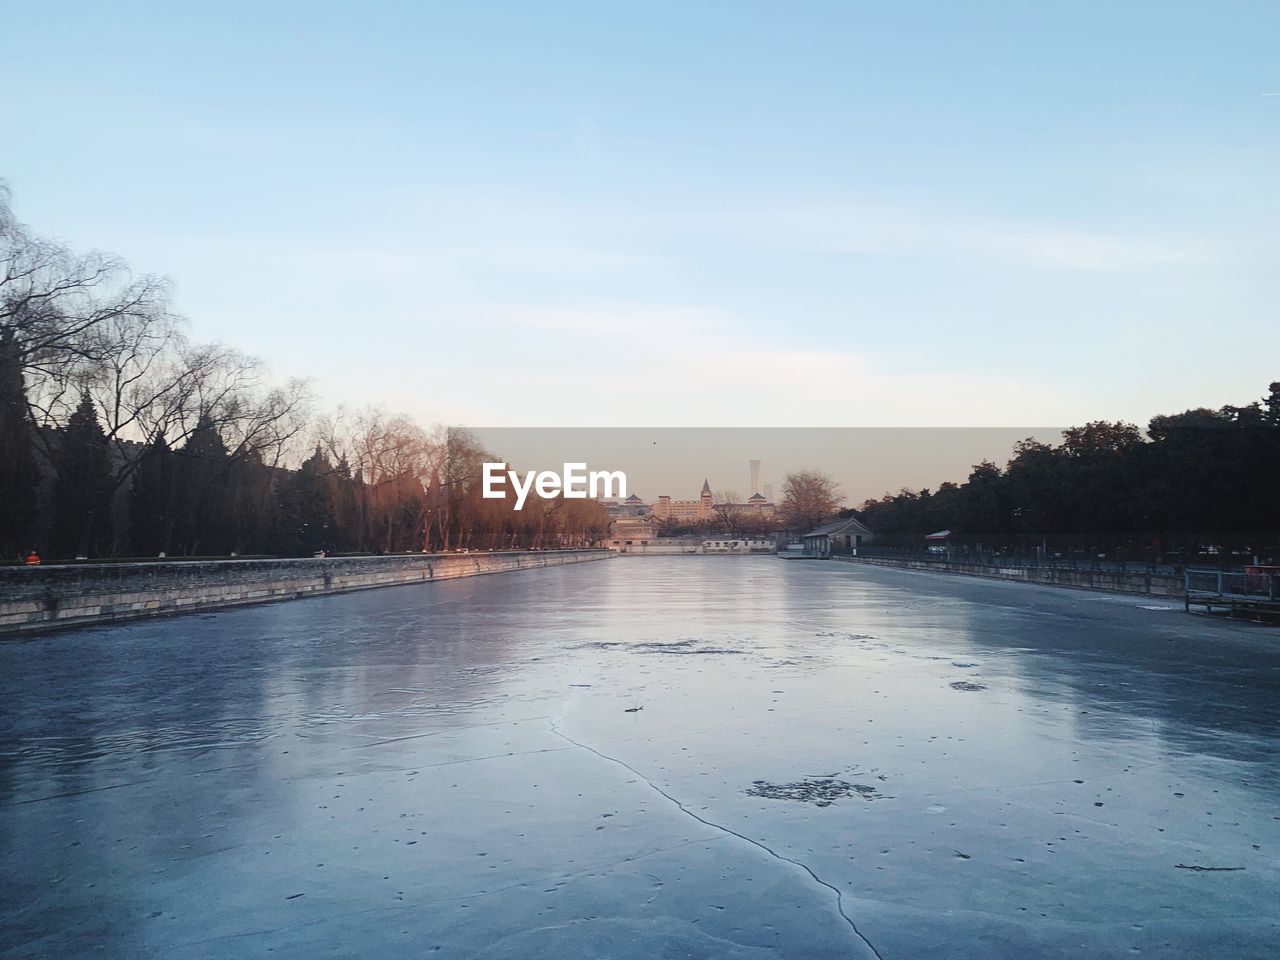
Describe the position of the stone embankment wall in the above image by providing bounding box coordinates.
[0,550,611,636]
[840,555,1183,597]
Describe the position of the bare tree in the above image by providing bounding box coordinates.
[435,428,495,552]
[4,183,609,558]
[1,183,171,421]
[319,407,443,552]
[143,342,312,465]
[779,469,843,533]
[80,328,312,520]
[711,490,747,536]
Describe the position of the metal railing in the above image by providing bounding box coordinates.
[1185,568,1280,602]
[856,545,1175,576]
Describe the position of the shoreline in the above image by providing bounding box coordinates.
[0,550,612,637]
[832,554,1184,599]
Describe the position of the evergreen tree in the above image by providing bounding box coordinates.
[130,431,175,556]
[225,450,273,555]
[330,455,361,552]
[270,445,334,556]
[50,391,114,558]
[293,445,334,554]
[859,381,1280,560]
[171,415,231,555]
[0,329,38,559]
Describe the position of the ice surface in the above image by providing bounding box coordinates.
[2,558,1278,958]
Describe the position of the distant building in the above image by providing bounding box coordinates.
[703,537,774,554]
[610,515,657,538]
[649,479,776,524]
[607,515,698,554]
[925,529,952,557]
[651,479,715,523]
[605,493,650,518]
[741,492,776,518]
[607,516,775,555]
[802,516,875,557]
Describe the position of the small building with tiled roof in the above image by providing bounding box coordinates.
[802,515,875,558]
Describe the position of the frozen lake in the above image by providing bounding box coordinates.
[2,557,1279,959]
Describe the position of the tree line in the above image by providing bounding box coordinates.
[858,394,1280,560]
[0,185,608,562]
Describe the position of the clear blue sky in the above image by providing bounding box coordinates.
[3,1,1277,427]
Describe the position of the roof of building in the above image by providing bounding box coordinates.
[701,478,712,495]
[925,529,952,541]
[804,515,874,538]
[612,517,657,529]
[747,492,767,502]
[625,494,644,502]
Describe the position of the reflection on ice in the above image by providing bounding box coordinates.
[2,557,1278,959]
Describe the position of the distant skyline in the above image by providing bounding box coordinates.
[3,1,1277,428]
[471,428,1065,507]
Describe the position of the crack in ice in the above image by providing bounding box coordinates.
[548,717,886,960]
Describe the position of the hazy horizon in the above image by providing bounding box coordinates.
[469,427,1069,507]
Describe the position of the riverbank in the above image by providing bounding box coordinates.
[0,550,611,636]
[837,553,1183,597]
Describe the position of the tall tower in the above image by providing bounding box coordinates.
[749,459,762,497]
[700,478,713,514]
